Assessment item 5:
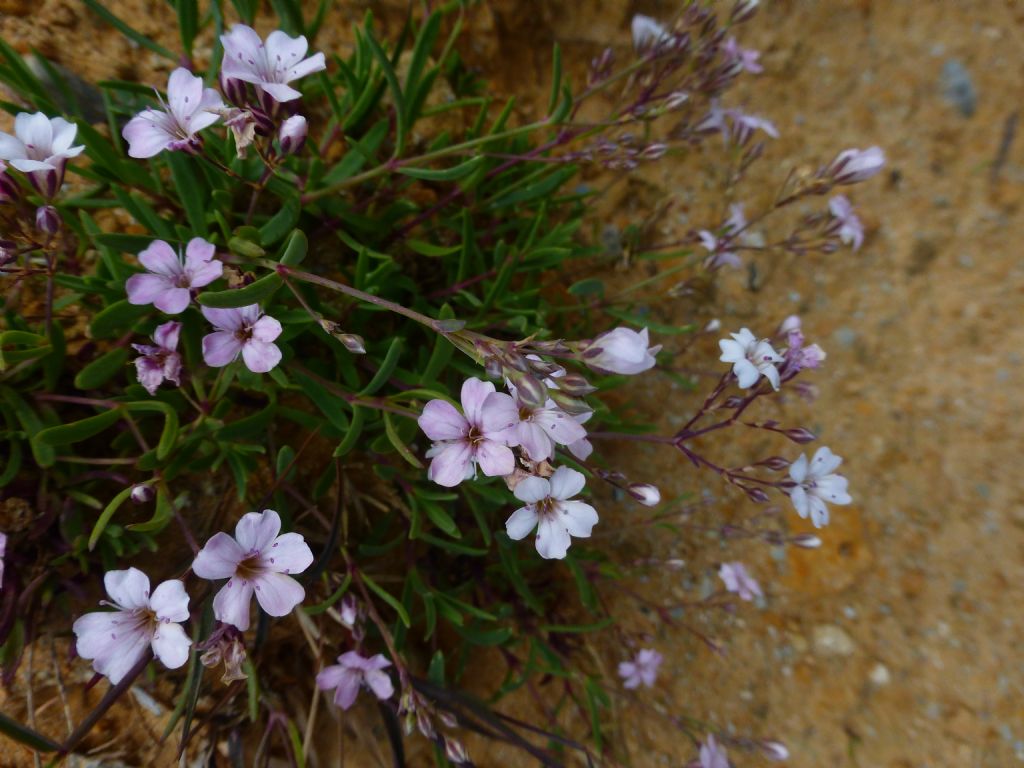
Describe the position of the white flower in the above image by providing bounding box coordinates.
[631,15,671,51]
[788,446,852,527]
[0,112,84,197]
[718,328,784,390]
[585,327,661,375]
[505,467,598,559]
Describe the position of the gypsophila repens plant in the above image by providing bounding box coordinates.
[0,1,883,764]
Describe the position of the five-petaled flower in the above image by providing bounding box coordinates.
[122,68,224,159]
[719,561,763,601]
[699,734,730,768]
[828,195,864,250]
[719,328,784,390]
[133,321,183,395]
[126,237,223,314]
[584,326,660,375]
[221,24,326,104]
[502,382,588,462]
[418,378,518,487]
[72,568,191,683]
[201,304,283,373]
[192,509,313,631]
[505,466,598,559]
[787,446,852,527]
[316,651,395,710]
[618,648,663,689]
[0,112,83,198]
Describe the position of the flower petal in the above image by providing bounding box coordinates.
[152,287,192,315]
[460,378,495,426]
[250,315,282,343]
[513,475,550,504]
[122,112,174,158]
[241,340,282,373]
[192,532,245,579]
[125,273,172,307]
[332,669,361,709]
[201,306,245,332]
[535,516,571,559]
[265,532,313,575]
[202,331,242,367]
[73,610,125,660]
[427,441,472,487]
[418,399,467,441]
[364,668,394,700]
[104,568,151,610]
[152,621,191,669]
[475,439,515,477]
[558,500,598,538]
[150,579,190,622]
[213,579,254,630]
[235,509,281,552]
[505,505,539,540]
[94,626,152,684]
[253,571,305,617]
[548,466,586,501]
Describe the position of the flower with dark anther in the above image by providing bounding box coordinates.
[72,568,191,683]
[827,146,885,184]
[502,381,587,462]
[132,321,183,395]
[699,735,730,768]
[0,112,83,198]
[316,651,394,710]
[631,14,671,52]
[583,326,660,375]
[192,509,313,631]
[618,648,663,689]
[787,446,851,527]
[718,327,784,390]
[418,378,518,487]
[220,25,326,104]
[505,467,598,559]
[122,69,224,159]
[201,304,283,373]
[828,194,865,250]
[126,238,223,314]
[719,561,763,601]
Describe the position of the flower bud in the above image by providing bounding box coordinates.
[484,357,503,379]
[731,0,760,23]
[759,456,791,471]
[584,327,661,375]
[35,204,60,235]
[552,372,597,397]
[278,115,308,155]
[340,594,358,628]
[628,483,661,507]
[509,372,547,409]
[219,73,248,106]
[546,388,593,416]
[437,710,458,729]
[339,333,366,355]
[130,484,154,504]
[444,738,469,765]
[744,486,770,504]
[827,146,885,185]
[791,534,823,549]
[759,740,790,761]
[416,709,436,740]
[783,427,817,444]
[640,143,668,161]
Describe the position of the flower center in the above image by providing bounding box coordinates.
[536,497,557,517]
[466,426,483,446]
[234,325,254,344]
[235,552,266,581]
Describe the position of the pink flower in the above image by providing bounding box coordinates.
[126,238,223,314]
[828,195,864,250]
[788,446,851,527]
[505,467,598,559]
[727,109,779,144]
[722,36,763,74]
[72,568,191,683]
[718,328,784,390]
[418,378,518,487]
[828,146,885,184]
[221,25,326,103]
[618,648,662,689]
[316,651,394,710]
[132,321,183,395]
[0,112,83,198]
[719,562,762,601]
[122,69,224,159]
[192,509,313,631]
[502,383,587,462]
[584,327,660,375]
[201,305,283,373]
[700,735,730,768]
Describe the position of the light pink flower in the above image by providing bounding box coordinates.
[418,378,518,487]
[72,568,191,683]
[828,146,885,184]
[221,25,326,103]
[719,328,784,390]
[722,36,763,74]
[618,648,662,689]
[631,15,671,51]
[0,112,83,198]
[316,651,394,710]
[584,327,660,375]
[201,304,283,373]
[788,446,851,527]
[502,383,587,462]
[727,109,779,144]
[719,561,762,601]
[122,68,224,159]
[505,467,598,559]
[126,238,223,314]
[700,735,730,768]
[278,115,307,155]
[192,509,313,631]
[132,321,183,395]
[828,195,864,250]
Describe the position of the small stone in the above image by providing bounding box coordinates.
[812,624,857,657]
[941,59,976,117]
[869,663,891,686]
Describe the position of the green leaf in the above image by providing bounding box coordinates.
[359,337,403,395]
[36,408,122,446]
[321,119,388,185]
[547,42,563,116]
[197,273,283,308]
[0,711,60,752]
[278,228,308,266]
[127,486,174,533]
[88,485,134,550]
[82,0,176,60]
[383,411,423,468]
[406,239,461,257]
[364,29,408,155]
[332,405,364,457]
[166,153,209,235]
[259,197,301,246]
[175,0,199,56]
[0,386,55,468]
[568,277,604,297]
[362,572,411,628]
[397,155,485,181]
[91,300,150,339]
[74,347,129,390]
[420,498,458,537]
[125,401,179,460]
[0,330,51,370]
[92,233,158,253]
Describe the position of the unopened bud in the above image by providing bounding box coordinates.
[35,204,60,235]
[444,738,469,765]
[704,318,721,332]
[731,0,760,23]
[527,358,563,378]
[219,73,248,106]
[278,115,307,155]
[416,709,436,740]
[437,710,458,729]
[783,427,817,444]
[435,318,467,333]
[546,388,593,416]
[553,372,597,397]
[664,91,689,110]
[760,456,791,471]
[744,486,770,504]
[130,484,154,504]
[340,594,358,628]
[759,740,790,761]
[628,483,661,507]
[403,709,416,736]
[510,372,547,409]
[791,534,822,549]
[640,143,668,161]
[484,357,503,379]
[339,333,366,354]
[827,146,886,185]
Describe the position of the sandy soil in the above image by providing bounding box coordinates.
[2,1,1023,766]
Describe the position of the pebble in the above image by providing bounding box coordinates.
[812,624,857,657]
[941,59,977,117]
[869,663,891,686]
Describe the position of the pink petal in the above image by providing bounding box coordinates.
[18,112,52,150]
[460,378,495,426]
[137,240,181,277]
[241,340,282,372]
[534,408,587,447]
[475,440,514,477]
[364,668,394,700]
[104,568,151,610]
[418,400,468,441]
[427,441,472,487]
[250,315,282,343]
[213,579,255,630]
[135,357,164,395]
[73,610,125,660]
[94,626,152,683]
[122,112,174,158]
[264,30,309,69]
[316,663,347,691]
[516,423,554,462]
[332,669,361,709]
[202,331,242,367]
[184,237,220,278]
[235,509,281,552]
[149,579,189,622]
[265,531,313,574]
[152,287,192,315]
[479,392,518,435]
[167,68,204,125]
[201,305,245,332]
[126,273,172,306]
[558,500,598,538]
[151,621,190,669]
[259,81,303,102]
[287,52,326,81]
[548,466,585,501]
[535,516,571,559]
[153,321,181,351]
[192,532,245,579]
[512,475,550,504]
[253,571,305,617]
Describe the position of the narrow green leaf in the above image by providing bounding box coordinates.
[127,486,175,533]
[259,197,301,246]
[364,30,408,155]
[333,405,364,457]
[36,408,122,446]
[397,155,485,181]
[362,572,411,627]
[175,0,199,56]
[125,400,179,460]
[198,272,282,308]
[278,229,308,266]
[82,0,176,59]
[90,300,150,339]
[0,711,60,752]
[166,152,208,235]
[89,485,134,550]
[383,411,422,469]
[359,337,403,395]
[74,347,129,390]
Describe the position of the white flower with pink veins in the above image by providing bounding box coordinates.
[718,327,784,390]
[788,446,852,527]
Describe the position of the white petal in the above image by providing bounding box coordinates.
[548,466,586,501]
[535,517,571,559]
[505,505,538,540]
